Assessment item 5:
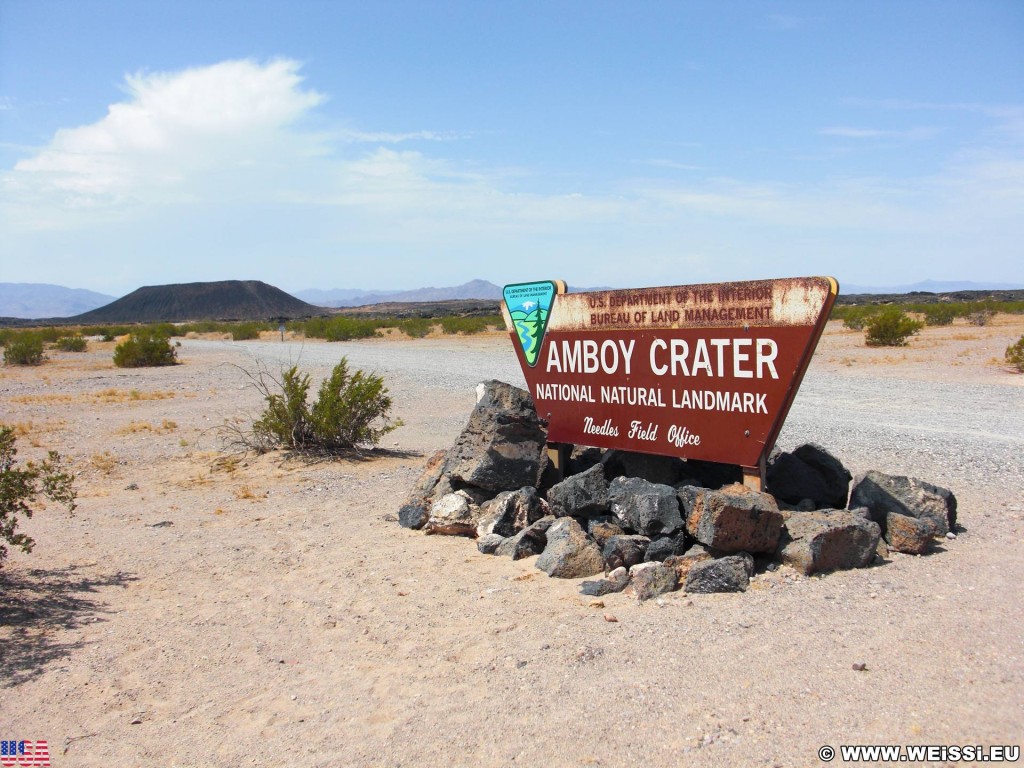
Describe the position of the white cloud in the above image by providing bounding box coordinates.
[5,59,325,215]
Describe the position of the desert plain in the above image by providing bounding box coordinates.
[1,316,1023,767]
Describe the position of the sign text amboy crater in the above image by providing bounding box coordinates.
[502,276,837,482]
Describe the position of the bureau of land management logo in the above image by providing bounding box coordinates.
[502,280,565,367]
[1,740,50,767]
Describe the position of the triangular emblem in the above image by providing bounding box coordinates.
[503,280,562,367]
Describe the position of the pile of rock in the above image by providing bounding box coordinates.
[397,381,958,600]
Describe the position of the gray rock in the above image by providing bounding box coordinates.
[609,477,683,536]
[776,510,881,575]
[684,556,750,593]
[885,511,935,554]
[546,464,610,517]
[628,562,679,601]
[602,535,651,572]
[480,487,547,538]
[733,551,756,577]
[676,485,704,518]
[767,443,852,510]
[402,449,449,511]
[496,516,554,560]
[849,470,957,536]
[580,567,630,596]
[644,533,689,562]
[398,503,429,530]
[685,483,783,554]
[440,380,547,493]
[476,533,506,554]
[424,491,478,537]
[536,518,605,578]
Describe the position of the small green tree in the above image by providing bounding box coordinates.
[3,333,46,366]
[865,308,924,347]
[113,328,178,367]
[0,425,77,566]
[246,357,401,454]
[1007,336,1024,373]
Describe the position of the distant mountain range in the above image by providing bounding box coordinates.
[295,279,502,307]
[840,279,1024,294]
[5,277,1022,324]
[0,283,117,319]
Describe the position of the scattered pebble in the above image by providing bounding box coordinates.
[852,662,868,671]
[604,614,618,623]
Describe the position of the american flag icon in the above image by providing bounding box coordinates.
[0,740,50,767]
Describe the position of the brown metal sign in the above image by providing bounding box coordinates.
[502,276,837,476]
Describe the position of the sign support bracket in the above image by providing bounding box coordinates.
[742,455,766,493]
[546,442,571,482]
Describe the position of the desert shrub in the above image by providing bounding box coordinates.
[397,318,434,338]
[966,310,996,326]
[1007,336,1024,373]
[230,322,266,341]
[299,316,384,341]
[244,358,401,454]
[113,328,178,367]
[3,333,46,366]
[54,335,88,352]
[864,308,924,347]
[923,305,957,326]
[0,425,77,566]
[440,315,499,335]
[145,322,178,338]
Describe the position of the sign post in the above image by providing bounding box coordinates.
[502,277,837,488]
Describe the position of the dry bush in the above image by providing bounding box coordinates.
[89,452,118,475]
[227,357,401,455]
[967,310,996,326]
[234,485,265,501]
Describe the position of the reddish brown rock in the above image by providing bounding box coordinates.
[686,484,783,554]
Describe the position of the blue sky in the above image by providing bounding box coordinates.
[1,1,1022,296]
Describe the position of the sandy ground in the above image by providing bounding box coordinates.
[1,317,1022,767]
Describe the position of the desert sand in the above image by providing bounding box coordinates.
[2,317,1022,767]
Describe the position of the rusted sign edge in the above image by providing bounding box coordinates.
[537,276,834,333]
[755,276,838,469]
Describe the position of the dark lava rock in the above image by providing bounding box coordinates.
[609,477,683,537]
[849,470,957,536]
[684,556,751,593]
